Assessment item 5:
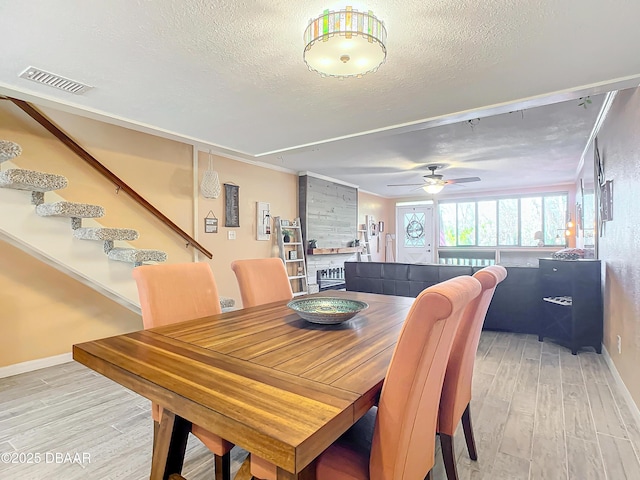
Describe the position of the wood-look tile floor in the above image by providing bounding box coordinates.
[1,332,639,479]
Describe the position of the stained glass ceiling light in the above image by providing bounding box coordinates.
[423,183,445,194]
[303,6,387,78]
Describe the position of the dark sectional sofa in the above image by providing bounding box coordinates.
[344,261,541,334]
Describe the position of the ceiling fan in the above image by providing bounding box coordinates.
[387,164,480,194]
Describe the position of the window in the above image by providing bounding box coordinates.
[520,197,542,247]
[439,203,457,247]
[498,198,518,245]
[582,192,595,246]
[439,193,568,247]
[478,201,497,246]
[543,195,568,246]
[457,202,476,245]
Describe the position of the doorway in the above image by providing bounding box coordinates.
[396,204,434,264]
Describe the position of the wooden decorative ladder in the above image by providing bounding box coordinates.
[275,216,309,297]
[357,228,372,261]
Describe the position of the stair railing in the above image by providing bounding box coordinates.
[2,96,212,259]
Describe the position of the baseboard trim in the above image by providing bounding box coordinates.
[0,352,73,379]
[602,345,640,428]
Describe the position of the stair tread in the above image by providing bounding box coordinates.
[0,140,22,162]
[73,227,139,241]
[0,168,68,192]
[36,201,105,218]
[108,247,167,263]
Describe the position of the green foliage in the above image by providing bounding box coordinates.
[458,226,475,245]
[444,228,456,246]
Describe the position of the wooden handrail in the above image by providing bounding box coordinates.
[6,97,213,259]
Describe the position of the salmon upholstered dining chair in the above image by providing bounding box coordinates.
[230,257,294,480]
[231,258,293,308]
[132,262,234,480]
[438,265,507,480]
[252,275,482,480]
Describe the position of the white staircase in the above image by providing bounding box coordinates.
[0,139,236,312]
[0,140,171,312]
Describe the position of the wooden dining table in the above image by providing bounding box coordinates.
[73,290,414,480]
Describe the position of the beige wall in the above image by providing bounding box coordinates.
[0,102,194,261]
[0,100,192,367]
[596,87,640,409]
[0,99,326,364]
[195,153,298,306]
[358,191,395,262]
[0,240,141,366]
[39,105,195,259]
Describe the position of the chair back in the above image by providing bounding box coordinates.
[231,258,293,308]
[132,262,222,329]
[438,265,507,435]
[370,275,482,480]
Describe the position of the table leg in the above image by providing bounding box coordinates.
[276,460,317,480]
[234,456,252,480]
[150,409,192,480]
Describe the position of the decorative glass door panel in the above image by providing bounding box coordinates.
[404,212,426,247]
[396,205,434,264]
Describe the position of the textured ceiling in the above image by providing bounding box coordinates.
[1,1,639,197]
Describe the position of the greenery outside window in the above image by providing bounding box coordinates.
[439,193,568,247]
[457,202,476,245]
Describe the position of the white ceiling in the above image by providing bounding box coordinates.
[1,1,640,197]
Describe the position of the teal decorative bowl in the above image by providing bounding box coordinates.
[287,297,369,325]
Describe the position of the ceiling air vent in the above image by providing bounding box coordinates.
[19,66,93,95]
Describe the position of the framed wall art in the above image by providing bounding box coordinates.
[204,211,218,233]
[224,183,240,227]
[257,201,271,241]
[601,180,613,222]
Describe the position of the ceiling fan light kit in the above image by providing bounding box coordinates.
[387,164,481,194]
[303,6,387,78]
[422,183,445,194]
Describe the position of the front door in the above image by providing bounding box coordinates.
[396,204,434,264]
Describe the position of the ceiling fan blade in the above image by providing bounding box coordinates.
[386,183,426,187]
[445,177,481,185]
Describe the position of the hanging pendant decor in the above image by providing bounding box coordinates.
[201,151,221,199]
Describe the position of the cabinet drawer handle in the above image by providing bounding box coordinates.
[552,267,558,272]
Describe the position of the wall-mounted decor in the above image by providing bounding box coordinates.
[366,214,377,237]
[594,138,613,231]
[601,180,613,222]
[204,211,218,233]
[201,151,221,199]
[257,201,271,241]
[224,183,240,227]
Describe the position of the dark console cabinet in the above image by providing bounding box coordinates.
[538,259,603,354]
